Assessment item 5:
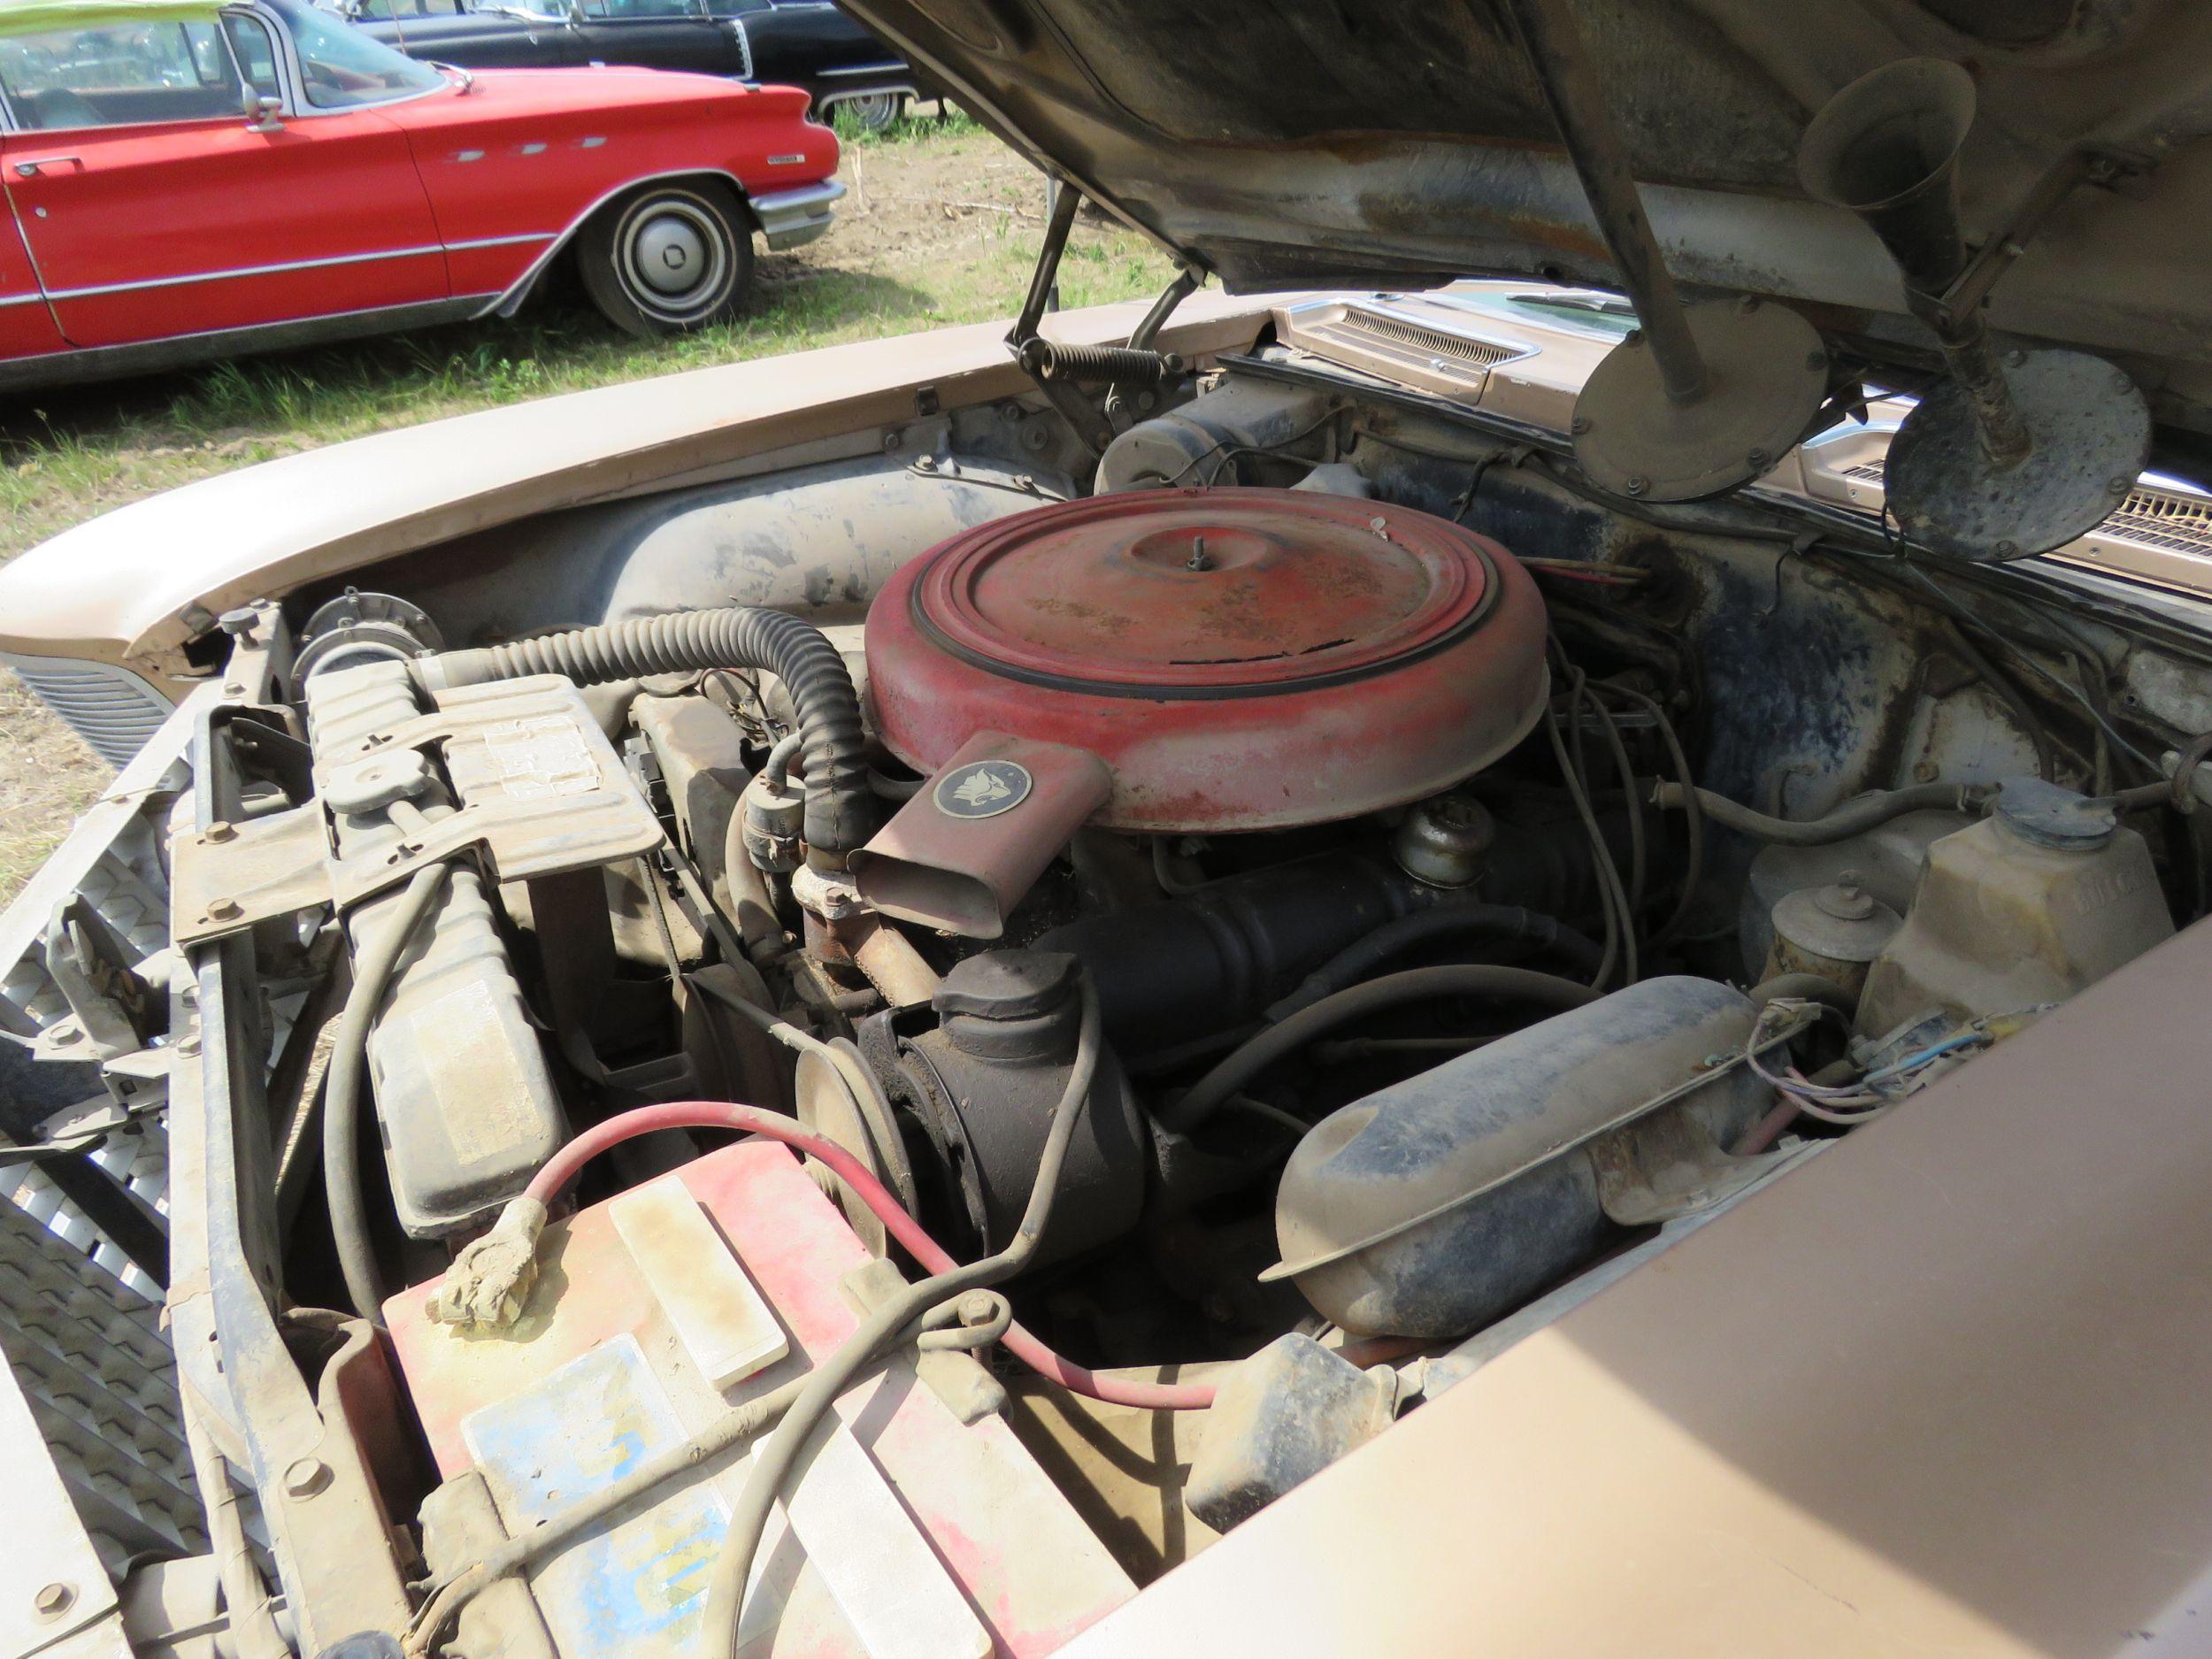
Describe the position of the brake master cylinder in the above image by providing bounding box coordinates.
[1856,779,2174,1036]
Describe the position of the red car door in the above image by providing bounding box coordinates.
[0,7,449,349]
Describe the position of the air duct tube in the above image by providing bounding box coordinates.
[421,608,872,856]
[1265,976,1770,1339]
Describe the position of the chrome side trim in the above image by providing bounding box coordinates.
[750,177,844,250]
[445,231,557,253]
[818,62,908,77]
[0,296,493,393]
[44,242,445,302]
[0,292,43,309]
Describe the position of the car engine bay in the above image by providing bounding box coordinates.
[11,342,2212,1658]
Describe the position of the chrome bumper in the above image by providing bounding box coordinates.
[752,179,846,250]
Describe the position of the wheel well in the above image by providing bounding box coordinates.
[569,173,760,273]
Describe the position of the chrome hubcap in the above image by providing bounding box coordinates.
[634,213,710,296]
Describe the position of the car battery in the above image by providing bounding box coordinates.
[385,1140,1134,1659]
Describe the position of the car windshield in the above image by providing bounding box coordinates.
[1448,286,1642,341]
[265,0,444,106]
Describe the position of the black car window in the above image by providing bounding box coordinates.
[580,0,703,19]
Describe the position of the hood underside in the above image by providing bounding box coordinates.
[841,0,2212,447]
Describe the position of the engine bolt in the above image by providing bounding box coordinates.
[283,1457,332,1499]
[174,1035,201,1057]
[1625,475,1650,497]
[35,1583,74,1618]
[1995,540,2021,558]
[207,896,242,922]
[50,1024,81,1046]
[2109,475,2133,494]
[1747,447,1769,469]
[204,819,236,843]
[1736,295,1760,315]
[956,1292,997,1326]
[1186,535,1213,572]
[1570,415,1591,435]
[222,681,246,698]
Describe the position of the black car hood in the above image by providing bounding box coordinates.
[841,0,2212,443]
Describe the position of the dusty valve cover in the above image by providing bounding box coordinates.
[862,488,1550,832]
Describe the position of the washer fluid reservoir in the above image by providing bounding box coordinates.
[1855,779,2174,1037]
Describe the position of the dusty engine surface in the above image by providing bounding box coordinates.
[54,367,2194,1659]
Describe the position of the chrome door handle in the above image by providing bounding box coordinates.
[12,156,81,177]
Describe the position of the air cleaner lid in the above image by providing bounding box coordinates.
[866,488,1550,833]
[910,489,1494,695]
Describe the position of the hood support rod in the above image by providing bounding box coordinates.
[1005,181,1118,454]
[1502,0,1707,405]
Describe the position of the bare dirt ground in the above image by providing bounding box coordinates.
[0,118,1162,902]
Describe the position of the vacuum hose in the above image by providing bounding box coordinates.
[420,608,872,856]
[1652,779,1993,847]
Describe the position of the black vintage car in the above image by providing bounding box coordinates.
[336,0,926,127]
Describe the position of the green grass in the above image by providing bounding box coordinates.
[830,101,982,148]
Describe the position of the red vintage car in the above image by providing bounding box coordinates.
[0,0,841,388]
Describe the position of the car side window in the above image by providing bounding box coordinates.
[222,14,285,104]
[264,0,445,109]
[710,0,771,13]
[0,19,253,132]
[579,0,705,20]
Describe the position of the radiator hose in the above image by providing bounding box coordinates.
[419,609,872,856]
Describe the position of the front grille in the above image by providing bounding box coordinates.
[1,1183,204,1571]
[3,655,173,769]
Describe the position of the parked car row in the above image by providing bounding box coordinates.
[335,0,929,131]
[0,0,844,389]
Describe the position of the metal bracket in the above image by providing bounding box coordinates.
[40,893,157,1060]
[1927,142,2157,333]
[172,801,329,948]
[172,675,665,947]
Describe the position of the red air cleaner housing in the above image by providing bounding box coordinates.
[864,488,1549,833]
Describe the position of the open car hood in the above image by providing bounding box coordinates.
[843,0,2212,452]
